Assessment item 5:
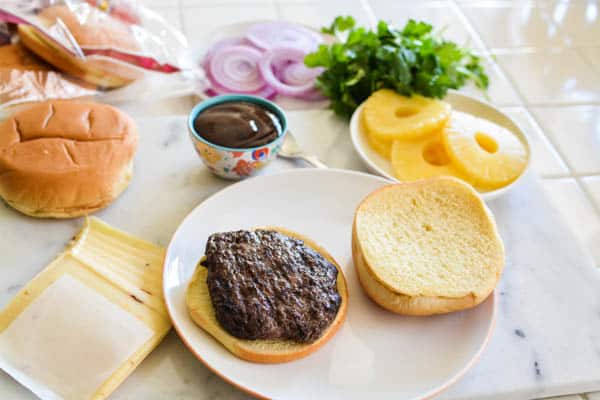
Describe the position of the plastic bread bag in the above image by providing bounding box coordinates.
[0,0,200,111]
[0,17,96,112]
[0,21,10,45]
[0,41,98,113]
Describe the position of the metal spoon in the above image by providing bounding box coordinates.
[278,132,328,169]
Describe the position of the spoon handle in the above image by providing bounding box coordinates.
[301,155,328,169]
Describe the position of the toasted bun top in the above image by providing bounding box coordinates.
[354,177,504,299]
[0,100,137,176]
[37,5,138,51]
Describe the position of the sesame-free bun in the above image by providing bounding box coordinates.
[0,43,97,106]
[186,227,348,363]
[0,43,50,71]
[352,177,504,315]
[18,5,142,88]
[0,100,138,218]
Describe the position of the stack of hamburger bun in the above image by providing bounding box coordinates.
[17,5,142,89]
[0,5,145,218]
[0,43,50,72]
[0,42,97,106]
[0,100,138,218]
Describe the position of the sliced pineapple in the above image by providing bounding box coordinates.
[363,89,451,141]
[391,132,470,182]
[361,108,392,159]
[368,129,392,159]
[442,111,528,189]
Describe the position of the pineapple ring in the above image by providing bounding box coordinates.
[367,128,393,159]
[442,111,528,190]
[361,109,392,159]
[363,89,451,141]
[391,132,470,182]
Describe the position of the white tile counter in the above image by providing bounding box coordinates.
[1,0,600,399]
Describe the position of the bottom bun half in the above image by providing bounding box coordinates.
[4,161,133,219]
[186,227,348,363]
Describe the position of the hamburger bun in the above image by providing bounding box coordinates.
[186,227,348,363]
[18,5,142,88]
[0,43,50,71]
[0,100,138,218]
[0,43,96,107]
[352,177,504,315]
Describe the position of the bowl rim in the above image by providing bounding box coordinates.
[188,94,288,152]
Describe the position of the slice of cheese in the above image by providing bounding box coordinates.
[0,217,171,400]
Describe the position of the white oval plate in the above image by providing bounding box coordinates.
[163,169,496,400]
[190,20,332,111]
[350,91,531,200]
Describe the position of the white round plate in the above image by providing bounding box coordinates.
[190,20,332,111]
[349,91,531,200]
[163,169,496,400]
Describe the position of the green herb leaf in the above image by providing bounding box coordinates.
[321,16,356,35]
[304,16,489,118]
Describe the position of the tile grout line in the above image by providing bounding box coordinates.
[359,0,378,29]
[459,0,569,54]
[574,47,600,75]
[576,176,600,220]
[522,102,600,107]
[454,0,600,352]
[447,0,488,51]
[179,2,273,9]
[273,0,283,20]
[518,101,600,222]
[449,0,523,108]
[486,45,600,56]
[449,0,600,212]
[524,107,600,217]
[543,173,600,179]
[449,0,575,179]
[178,0,187,40]
[453,1,600,220]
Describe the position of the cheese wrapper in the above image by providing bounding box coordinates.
[0,217,171,400]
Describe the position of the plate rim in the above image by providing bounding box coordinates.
[349,90,532,200]
[162,168,497,400]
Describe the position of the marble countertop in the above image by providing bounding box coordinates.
[0,99,599,399]
[2,0,600,398]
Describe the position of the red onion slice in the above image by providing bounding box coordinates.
[201,37,254,70]
[281,62,324,86]
[246,22,322,52]
[205,83,277,100]
[205,67,272,95]
[259,47,319,97]
[209,45,266,92]
[296,88,327,101]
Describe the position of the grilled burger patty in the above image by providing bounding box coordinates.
[202,230,342,343]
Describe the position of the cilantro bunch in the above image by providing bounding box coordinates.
[305,16,489,118]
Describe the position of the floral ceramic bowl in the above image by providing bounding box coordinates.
[188,95,288,180]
